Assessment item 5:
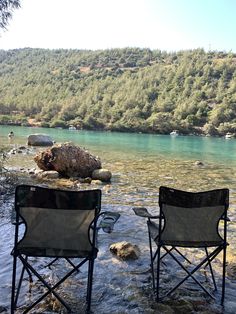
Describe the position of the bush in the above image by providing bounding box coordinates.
[50,119,67,128]
[41,121,50,128]
[202,123,219,136]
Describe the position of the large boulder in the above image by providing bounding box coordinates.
[34,142,101,178]
[28,134,53,146]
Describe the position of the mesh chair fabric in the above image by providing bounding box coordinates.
[147,220,159,241]
[15,185,101,257]
[17,207,96,256]
[159,187,229,208]
[161,204,225,247]
[158,187,229,247]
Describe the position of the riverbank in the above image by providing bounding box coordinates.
[0,121,234,138]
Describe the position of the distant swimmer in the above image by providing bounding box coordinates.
[8,131,14,138]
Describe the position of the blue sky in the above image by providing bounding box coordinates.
[0,0,235,52]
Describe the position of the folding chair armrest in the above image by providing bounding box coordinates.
[97,211,120,233]
[220,216,230,222]
[132,207,159,219]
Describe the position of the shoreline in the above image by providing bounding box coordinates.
[0,122,232,138]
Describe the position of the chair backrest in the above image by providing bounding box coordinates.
[158,186,229,247]
[15,185,101,257]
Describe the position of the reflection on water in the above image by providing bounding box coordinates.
[0,126,236,313]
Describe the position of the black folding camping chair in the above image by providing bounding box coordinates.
[133,186,229,304]
[11,185,102,313]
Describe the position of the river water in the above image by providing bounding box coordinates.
[0,125,236,313]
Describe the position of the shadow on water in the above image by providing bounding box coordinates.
[0,126,236,313]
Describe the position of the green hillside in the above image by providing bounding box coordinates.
[0,47,236,135]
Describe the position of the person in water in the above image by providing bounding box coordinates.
[8,131,14,138]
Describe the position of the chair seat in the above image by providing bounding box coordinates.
[157,240,225,248]
[16,246,98,258]
[149,220,224,247]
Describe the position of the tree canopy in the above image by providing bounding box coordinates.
[0,47,235,136]
[0,0,20,29]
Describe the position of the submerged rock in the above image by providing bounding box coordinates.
[110,241,140,260]
[194,160,204,166]
[34,142,101,178]
[8,146,35,155]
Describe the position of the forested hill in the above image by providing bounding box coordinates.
[0,47,236,135]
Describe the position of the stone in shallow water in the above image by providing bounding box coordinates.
[92,168,112,182]
[37,170,59,180]
[110,241,140,260]
[194,160,204,166]
[28,134,54,146]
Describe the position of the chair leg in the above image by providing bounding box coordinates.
[11,255,33,313]
[156,245,161,302]
[14,263,28,307]
[221,244,227,305]
[11,254,18,314]
[86,258,95,313]
[17,255,77,313]
[20,263,72,313]
[163,246,224,300]
[148,224,155,290]
[205,248,217,291]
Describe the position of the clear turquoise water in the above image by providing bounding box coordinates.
[1,124,236,164]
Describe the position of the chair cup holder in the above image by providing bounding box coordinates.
[99,212,120,233]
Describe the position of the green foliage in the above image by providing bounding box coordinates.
[0,47,236,135]
[0,0,21,29]
[49,119,67,128]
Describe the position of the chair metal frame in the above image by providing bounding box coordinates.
[133,207,192,290]
[134,186,229,305]
[11,185,102,314]
[157,186,229,304]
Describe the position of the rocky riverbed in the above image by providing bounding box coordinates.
[0,142,236,313]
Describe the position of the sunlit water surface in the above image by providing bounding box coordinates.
[0,126,236,313]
